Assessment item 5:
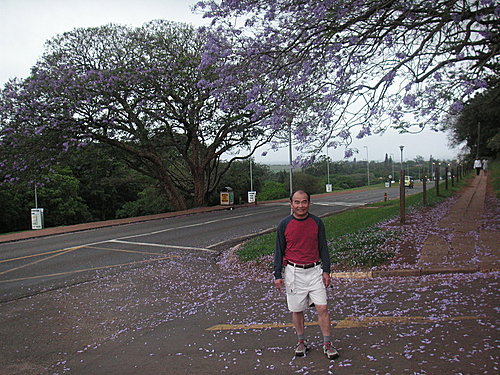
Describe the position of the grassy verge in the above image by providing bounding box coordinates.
[491,160,499,198]
[237,176,470,265]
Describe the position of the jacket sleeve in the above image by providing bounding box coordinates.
[274,219,287,279]
[317,219,331,274]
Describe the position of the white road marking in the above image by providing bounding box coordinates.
[116,208,280,240]
[109,239,217,253]
[314,201,366,207]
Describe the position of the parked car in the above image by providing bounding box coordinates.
[404,175,414,188]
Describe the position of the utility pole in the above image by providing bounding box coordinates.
[249,157,253,192]
[288,118,293,198]
[476,122,481,158]
[399,145,405,225]
[364,146,370,186]
[391,153,395,182]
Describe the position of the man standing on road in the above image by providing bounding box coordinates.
[274,190,339,359]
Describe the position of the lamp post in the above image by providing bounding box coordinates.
[288,118,293,197]
[326,145,330,185]
[399,145,405,225]
[399,146,404,171]
[364,146,370,186]
[249,157,253,192]
[390,153,395,182]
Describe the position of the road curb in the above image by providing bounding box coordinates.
[330,266,497,279]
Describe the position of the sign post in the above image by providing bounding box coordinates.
[31,208,44,230]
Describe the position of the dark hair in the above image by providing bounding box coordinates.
[290,190,310,201]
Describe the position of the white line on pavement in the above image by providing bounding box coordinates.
[314,202,366,207]
[116,208,280,240]
[109,239,217,253]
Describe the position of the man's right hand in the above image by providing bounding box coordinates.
[274,278,284,291]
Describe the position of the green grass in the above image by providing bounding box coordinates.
[237,176,469,263]
[491,160,499,198]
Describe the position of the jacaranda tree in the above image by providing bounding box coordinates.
[195,0,500,160]
[0,20,282,210]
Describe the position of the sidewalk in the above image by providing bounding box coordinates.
[332,172,499,278]
[418,172,499,273]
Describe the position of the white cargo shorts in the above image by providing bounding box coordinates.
[284,264,327,312]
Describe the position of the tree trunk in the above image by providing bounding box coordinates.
[157,171,188,211]
[192,169,206,207]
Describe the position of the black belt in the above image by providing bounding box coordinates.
[286,260,321,269]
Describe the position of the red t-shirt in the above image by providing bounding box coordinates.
[273,214,330,279]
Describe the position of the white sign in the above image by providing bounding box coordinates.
[326,184,332,192]
[248,191,256,203]
[31,208,44,230]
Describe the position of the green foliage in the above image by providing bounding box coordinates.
[37,168,92,227]
[285,172,323,194]
[210,160,273,205]
[0,184,33,234]
[329,227,398,267]
[447,83,500,158]
[116,186,171,218]
[490,160,499,198]
[68,144,150,221]
[257,181,288,201]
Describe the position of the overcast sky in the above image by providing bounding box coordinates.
[0,0,464,164]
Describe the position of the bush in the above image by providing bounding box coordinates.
[116,186,172,218]
[257,181,288,201]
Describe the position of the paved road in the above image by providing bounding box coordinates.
[0,185,420,302]
[1,245,496,374]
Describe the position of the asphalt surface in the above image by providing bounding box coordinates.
[0,177,498,374]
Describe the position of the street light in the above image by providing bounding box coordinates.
[364,146,370,186]
[399,145,404,170]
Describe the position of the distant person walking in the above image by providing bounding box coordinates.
[482,159,489,174]
[474,158,482,176]
[273,190,339,360]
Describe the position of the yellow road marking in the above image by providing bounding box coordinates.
[0,255,178,284]
[206,316,482,331]
[0,247,84,264]
[0,246,83,276]
[334,315,480,328]
[0,244,168,277]
[207,322,321,331]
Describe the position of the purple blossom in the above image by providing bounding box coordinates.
[450,101,464,112]
[382,71,396,83]
[356,126,371,139]
[403,94,417,108]
[338,130,350,140]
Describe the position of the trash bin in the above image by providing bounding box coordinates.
[220,187,234,206]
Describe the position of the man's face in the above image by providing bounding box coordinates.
[290,192,310,219]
